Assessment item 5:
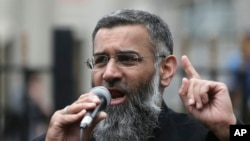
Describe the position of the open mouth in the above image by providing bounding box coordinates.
[108,89,128,105]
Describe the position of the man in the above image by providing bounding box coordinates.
[34,9,238,141]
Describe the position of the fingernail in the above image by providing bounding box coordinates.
[196,102,201,109]
[188,98,194,105]
[92,96,99,101]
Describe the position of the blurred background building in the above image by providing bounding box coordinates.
[0,0,250,140]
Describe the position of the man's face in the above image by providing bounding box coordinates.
[91,25,157,106]
[91,25,162,141]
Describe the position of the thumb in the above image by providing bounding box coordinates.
[93,111,107,125]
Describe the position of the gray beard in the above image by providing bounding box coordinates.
[93,73,163,141]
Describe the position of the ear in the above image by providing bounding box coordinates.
[160,55,177,87]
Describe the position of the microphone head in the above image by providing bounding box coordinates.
[90,86,111,107]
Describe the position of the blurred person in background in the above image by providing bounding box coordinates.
[227,33,250,123]
[4,70,51,141]
[34,9,240,141]
[24,70,51,140]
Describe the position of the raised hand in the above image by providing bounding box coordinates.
[178,55,236,141]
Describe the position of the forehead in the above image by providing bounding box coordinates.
[93,24,154,55]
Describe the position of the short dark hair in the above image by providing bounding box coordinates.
[92,9,173,56]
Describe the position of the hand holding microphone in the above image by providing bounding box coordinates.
[80,86,111,128]
[45,86,110,141]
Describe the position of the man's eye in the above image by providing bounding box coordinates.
[118,55,138,62]
[117,55,136,62]
[94,56,107,64]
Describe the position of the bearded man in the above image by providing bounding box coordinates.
[34,9,239,141]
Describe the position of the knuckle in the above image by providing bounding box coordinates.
[218,82,228,92]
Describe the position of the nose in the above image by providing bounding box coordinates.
[102,59,122,85]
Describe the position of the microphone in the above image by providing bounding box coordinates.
[80,86,111,128]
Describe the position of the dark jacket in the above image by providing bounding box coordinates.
[148,103,219,141]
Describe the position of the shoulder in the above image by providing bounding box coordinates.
[32,133,46,141]
[153,104,209,141]
[162,107,208,131]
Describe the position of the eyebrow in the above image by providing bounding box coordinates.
[93,50,140,56]
[93,52,106,56]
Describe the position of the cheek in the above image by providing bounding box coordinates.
[91,72,103,86]
[126,69,155,88]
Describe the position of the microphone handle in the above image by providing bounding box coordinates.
[90,98,105,118]
[80,98,105,128]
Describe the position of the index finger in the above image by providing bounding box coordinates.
[181,55,201,79]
